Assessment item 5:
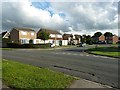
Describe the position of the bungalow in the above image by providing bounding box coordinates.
[10,27,37,44]
[37,28,62,46]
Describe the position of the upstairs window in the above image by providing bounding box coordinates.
[31,32,34,36]
[21,31,27,35]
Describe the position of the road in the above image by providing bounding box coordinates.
[2,46,119,88]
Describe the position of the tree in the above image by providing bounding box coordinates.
[37,31,50,44]
[93,32,102,37]
[104,32,113,37]
[86,35,92,45]
[81,34,87,43]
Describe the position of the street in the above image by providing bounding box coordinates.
[2,46,119,88]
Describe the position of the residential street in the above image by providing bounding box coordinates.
[2,46,119,88]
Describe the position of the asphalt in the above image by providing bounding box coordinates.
[2,46,119,89]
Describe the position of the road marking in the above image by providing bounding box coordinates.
[67,53,72,55]
[80,54,84,56]
[73,54,78,55]
[92,55,99,57]
[62,53,66,54]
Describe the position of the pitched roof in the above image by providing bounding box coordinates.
[12,27,35,32]
[74,34,81,40]
[38,28,61,34]
[2,31,10,38]
[63,34,73,40]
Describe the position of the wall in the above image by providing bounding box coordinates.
[19,31,36,40]
[10,29,19,43]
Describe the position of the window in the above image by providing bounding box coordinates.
[31,32,34,36]
[21,31,27,35]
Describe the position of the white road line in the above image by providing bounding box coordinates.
[86,55,89,56]
[73,54,78,55]
[67,53,72,55]
[62,53,66,54]
[92,55,99,57]
[80,54,84,56]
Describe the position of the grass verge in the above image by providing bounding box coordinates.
[87,46,120,57]
[0,48,13,50]
[2,59,75,89]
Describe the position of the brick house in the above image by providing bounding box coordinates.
[37,28,62,46]
[92,35,105,43]
[113,35,118,44]
[10,28,36,44]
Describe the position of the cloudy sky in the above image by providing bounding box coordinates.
[2,0,119,36]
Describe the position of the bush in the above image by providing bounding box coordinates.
[7,43,50,48]
[7,43,22,48]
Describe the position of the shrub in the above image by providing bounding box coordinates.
[7,43,50,48]
[7,43,22,48]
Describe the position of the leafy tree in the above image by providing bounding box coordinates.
[37,31,50,44]
[81,34,87,43]
[93,32,102,37]
[86,35,92,44]
[104,32,113,37]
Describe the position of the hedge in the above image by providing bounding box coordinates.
[7,43,50,48]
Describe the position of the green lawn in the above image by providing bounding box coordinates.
[2,59,75,89]
[87,46,120,57]
[0,48,13,50]
[0,60,2,78]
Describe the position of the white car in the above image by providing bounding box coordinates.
[82,43,86,47]
[50,43,55,47]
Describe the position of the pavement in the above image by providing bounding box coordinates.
[70,79,112,88]
[1,45,119,89]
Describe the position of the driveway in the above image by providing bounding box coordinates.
[2,46,119,88]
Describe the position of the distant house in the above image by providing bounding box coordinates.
[10,28,36,44]
[63,34,81,45]
[37,28,62,46]
[105,35,118,44]
[92,35,105,43]
[74,34,81,45]
[63,34,73,45]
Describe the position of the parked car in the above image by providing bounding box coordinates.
[50,43,55,47]
[78,43,86,47]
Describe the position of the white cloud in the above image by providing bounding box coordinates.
[2,1,119,36]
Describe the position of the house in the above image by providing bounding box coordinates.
[10,27,36,44]
[74,34,81,45]
[63,34,81,45]
[2,31,10,39]
[63,34,73,45]
[0,31,10,47]
[37,28,62,46]
[105,35,118,44]
[113,35,118,44]
[92,35,105,44]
